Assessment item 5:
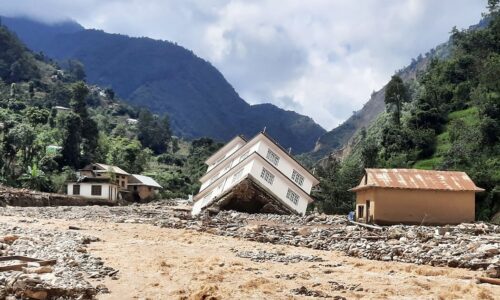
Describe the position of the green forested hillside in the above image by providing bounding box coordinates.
[314,3,500,223]
[0,24,221,198]
[2,17,325,154]
[306,17,491,162]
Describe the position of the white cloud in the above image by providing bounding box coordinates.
[0,0,487,129]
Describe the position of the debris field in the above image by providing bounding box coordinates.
[1,201,498,285]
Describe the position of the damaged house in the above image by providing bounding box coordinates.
[192,132,320,216]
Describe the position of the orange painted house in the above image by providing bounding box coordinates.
[350,169,484,225]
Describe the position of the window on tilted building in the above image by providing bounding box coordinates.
[286,188,299,205]
[291,170,305,186]
[260,168,275,184]
[266,149,280,165]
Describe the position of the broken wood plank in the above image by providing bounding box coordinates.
[478,277,500,285]
[0,256,57,272]
[349,220,384,230]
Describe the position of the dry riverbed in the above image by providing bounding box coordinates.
[0,210,498,299]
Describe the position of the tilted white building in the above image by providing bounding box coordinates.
[192,132,320,216]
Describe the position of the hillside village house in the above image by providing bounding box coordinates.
[192,132,320,216]
[67,163,162,202]
[350,168,484,225]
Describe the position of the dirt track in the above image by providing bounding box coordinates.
[1,216,498,300]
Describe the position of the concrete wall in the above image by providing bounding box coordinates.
[78,169,127,188]
[355,188,475,225]
[194,159,256,213]
[206,139,246,172]
[249,157,309,215]
[256,140,314,193]
[201,135,317,195]
[128,185,158,201]
[67,183,118,201]
[200,142,260,191]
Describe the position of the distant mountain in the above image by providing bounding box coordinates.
[2,16,325,154]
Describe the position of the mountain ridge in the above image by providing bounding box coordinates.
[2,16,325,154]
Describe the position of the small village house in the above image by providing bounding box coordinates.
[67,163,161,202]
[192,132,320,216]
[126,118,138,125]
[127,174,162,202]
[350,168,484,225]
[54,106,71,114]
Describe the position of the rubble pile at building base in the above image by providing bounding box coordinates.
[0,223,117,299]
[204,178,297,215]
[2,203,498,279]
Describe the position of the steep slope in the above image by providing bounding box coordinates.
[308,49,446,161]
[308,18,490,162]
[2,17,325,153]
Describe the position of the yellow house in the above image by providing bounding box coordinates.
[350,169,484,225]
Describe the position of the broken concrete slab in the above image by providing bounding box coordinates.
[194,177,298,216]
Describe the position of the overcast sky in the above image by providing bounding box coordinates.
[0,0,487,130]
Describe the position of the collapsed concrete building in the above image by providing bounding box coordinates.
[192,132,320,216]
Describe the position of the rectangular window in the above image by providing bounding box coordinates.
[232,169,243,183]
[91,185,102,196]
[286,188,299,205]
[73,185,80,195]
[260,168,275,185]
[358,205,364,219]
[266,149,280,165]
[291,170,305,186]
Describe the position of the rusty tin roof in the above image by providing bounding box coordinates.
[350,168,484,192]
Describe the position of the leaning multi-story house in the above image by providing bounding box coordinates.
[192,132,320,216]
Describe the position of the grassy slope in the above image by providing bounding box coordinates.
[413,107,480,169]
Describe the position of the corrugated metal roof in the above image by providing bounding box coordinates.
[95,163,130,175]
[129,174,162,188]
[350,168,484,192]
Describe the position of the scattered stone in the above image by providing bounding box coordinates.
[0,202,498,281]
[231,249,324,263]
[0,222,113,299]
[291,286,331,298]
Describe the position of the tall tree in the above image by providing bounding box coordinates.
[70,82,99,165]
[60,112,82,168]
[385,75,409,127]
[137,109,172,154]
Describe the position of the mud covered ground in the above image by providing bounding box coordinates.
[0,204,499,299]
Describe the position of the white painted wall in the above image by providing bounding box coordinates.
[193,154,310,216]
[249,157,309,215]
[200,141,261,191]
[67,183,118,201]
[193,159,256,215]
[194,133,317,216]
[256,140,314,193]
[206,140,246,172]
